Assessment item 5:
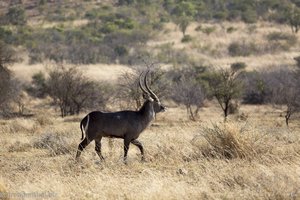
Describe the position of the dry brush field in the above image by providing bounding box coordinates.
[1,19,300,199]
[0,102,300,200]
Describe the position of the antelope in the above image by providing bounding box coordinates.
[75,70,165,163]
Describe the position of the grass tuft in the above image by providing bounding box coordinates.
[33,131,73,156]
[8,141,31,152]
[198,123,257,159]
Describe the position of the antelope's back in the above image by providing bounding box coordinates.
[87,110,141,138]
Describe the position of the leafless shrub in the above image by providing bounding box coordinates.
[33,131,73,156]
[167,66,207,121]
[46,65,112,117]
[262,67,300,126]
[171,76,205,121]
[116,66,169,110]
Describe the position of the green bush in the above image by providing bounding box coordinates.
[213,11,228,20]
[242,9,257,23]
[5,6,27,25]
[226,26,237,33]
[181,34,192,43]
[0,27,14,44]
[114,45,128,57]
[201,26,216,35]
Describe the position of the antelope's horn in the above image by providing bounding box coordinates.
[144,70,159,101]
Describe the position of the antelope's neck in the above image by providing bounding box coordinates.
[139,101,155,124]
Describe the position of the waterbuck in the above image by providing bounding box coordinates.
[75,70,165,163]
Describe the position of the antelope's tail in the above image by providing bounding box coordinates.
[80,114,90,140]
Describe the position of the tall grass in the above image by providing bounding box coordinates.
[32,130,75,156]
[199,123,257,159]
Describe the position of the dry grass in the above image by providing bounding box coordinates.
[11,61,133,84]
[197,123,258,159]
[1,104,300,200]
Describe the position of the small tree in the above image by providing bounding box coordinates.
[171,1,196,37]
[283,4,300,33]
[176,15,191,36]
[263,67,300,126]
[206,65,245,121]
[171,76,205,121]
[46,65,111,117]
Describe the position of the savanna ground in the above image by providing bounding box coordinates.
[1,21,300,199]
[0,101,300,200]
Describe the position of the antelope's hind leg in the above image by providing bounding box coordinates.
[123,137,131,164]
[131,139,145,162]
[76,137,91,161]
[95,138,105,161]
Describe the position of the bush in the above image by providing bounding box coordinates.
[169,69,206,121]
[205,67,244,120]
[0,27,14,44]
[181,34,192,43]
[242,9,257,23]
[242,71,269,104]
[198,123,256,159]
[201,26,216,35]
[231,62,247,71]
[266,32,297,52]
[27,72,47,98]
[5,6,27,25]
[46,66,111,117]
[228,41,259,57]
[33,131,72,156]
[226,26,237,33]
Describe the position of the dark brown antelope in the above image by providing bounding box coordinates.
[75,70,165,163]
